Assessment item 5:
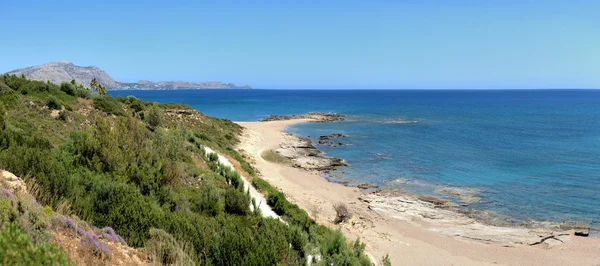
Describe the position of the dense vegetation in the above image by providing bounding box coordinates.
[0,74,371,265]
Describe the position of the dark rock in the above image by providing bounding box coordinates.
[316,133,348,147]
[574,228,590,237]
[357,183,379,190]
[318,133,347,140]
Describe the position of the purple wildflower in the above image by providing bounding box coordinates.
[60,217,86,235]
[0,188,12,198]
[80,231,112,259]
[100,227,128,246]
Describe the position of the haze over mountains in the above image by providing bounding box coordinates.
[5,61,251,90]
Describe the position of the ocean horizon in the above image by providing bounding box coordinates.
[111,89,600,232]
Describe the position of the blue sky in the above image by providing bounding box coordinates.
[1,0,599,89]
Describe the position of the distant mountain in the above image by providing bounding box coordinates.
[4,61,251,90]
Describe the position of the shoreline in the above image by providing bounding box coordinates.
[236,118,600,265]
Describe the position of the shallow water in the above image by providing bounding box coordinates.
[111,89,600,230]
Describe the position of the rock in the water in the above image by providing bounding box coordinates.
[316,133,348,147]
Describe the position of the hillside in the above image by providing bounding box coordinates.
[5,62,251,90]
[0,74,370,265]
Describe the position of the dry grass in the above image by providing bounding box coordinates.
[333,203,351,224]
[261,150,291,165]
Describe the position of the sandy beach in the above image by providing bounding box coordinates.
[236,119,600,266]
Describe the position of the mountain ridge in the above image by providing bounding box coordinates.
[5,61,251,90]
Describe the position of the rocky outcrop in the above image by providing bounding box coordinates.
[276,133,348,171]
[361,190,574,247]
[434,186,481,205]
[0,169,27,194]
[260,112,345,122]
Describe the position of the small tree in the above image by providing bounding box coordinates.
[98,84,106,96]
[147,106,163,128]
[90,78,98,92]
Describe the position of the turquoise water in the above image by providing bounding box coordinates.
[111,89,600,230]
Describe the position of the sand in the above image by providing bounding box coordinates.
[236,119,600,266]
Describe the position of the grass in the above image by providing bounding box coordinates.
[261,149,291,165]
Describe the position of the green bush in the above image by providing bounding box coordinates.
[47,96,63,110]
[146,228,195,266]
[75,87,91,99]
[92,95,125,116]
[129,99,144,113]
[60,82,76,96]
[0,102,5,129]
[224,188,250,215]
[0,199,15,227]
[192,183,223,216]
[146,106,164,128]
[0,223,73,266]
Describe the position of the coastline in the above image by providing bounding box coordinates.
[236,118,600,266]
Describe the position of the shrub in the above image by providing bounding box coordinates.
[75,87,91,99]
[0,199,15,227]
[0,102,5,129]
[47,96,63,110]
[267,191,287,216]
[333,203,351,224]
[147,106,164,128]
[224,188,250,215]
[129,100,144,113]
[207,152,219,162]
[0,223,73,265]
[92,96,125,116]
[381,254,392,266]
[146,228,195,266]
[193,183,223,216]
[60,82,76,96]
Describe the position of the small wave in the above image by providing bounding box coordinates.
[383,120,420,124]
[343,115,423,124]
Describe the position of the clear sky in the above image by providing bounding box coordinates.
[1,0,599,89]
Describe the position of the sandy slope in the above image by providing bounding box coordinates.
[236,119,600,266]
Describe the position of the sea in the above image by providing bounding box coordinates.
[110,89,600,231]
